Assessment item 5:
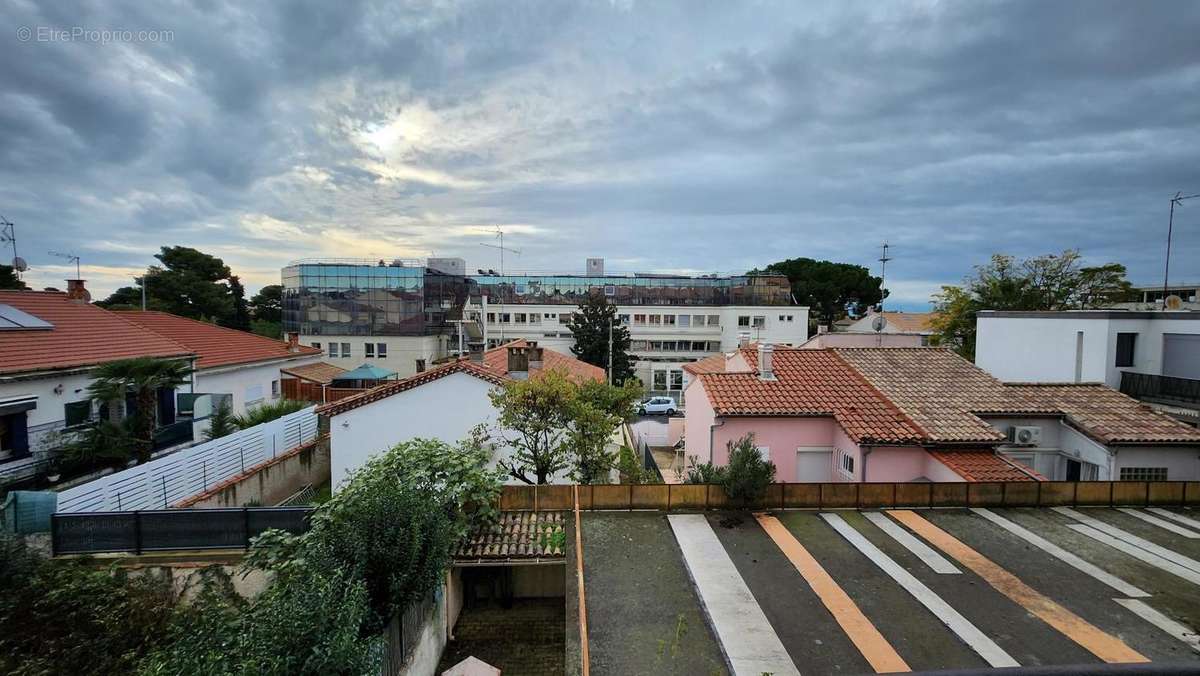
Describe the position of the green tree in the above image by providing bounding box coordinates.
[0,265,27,290]
[566,291,635,384]
[86,357,193,464]
[751,258,884,326]
[232,399,308,429]
[488,369,577,484]
[722,433,776,503]
[930,250,1137,359]
[250,284,283,323]
[227,275,252,331]
[99,246,242,328]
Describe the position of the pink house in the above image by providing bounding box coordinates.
[684,344,1200,483]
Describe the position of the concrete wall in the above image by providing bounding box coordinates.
[184,436,330,508]
[864,446,964,483]
[800,333,925,348]
[1112,446,1200,481]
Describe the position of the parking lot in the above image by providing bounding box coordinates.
[581,506,1200,675]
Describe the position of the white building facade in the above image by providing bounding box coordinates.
[976,310,1200,387]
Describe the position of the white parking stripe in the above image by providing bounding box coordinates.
[1147,508,1200,532]
[1116,508,1200,539]
[1066,524,1200,587]
[864,512,960,574]
[667,515,800,676]
[820,513,1019,668]
[970,508,1149,598]
[1113,599,1200,654]
[1053,507,1200,574]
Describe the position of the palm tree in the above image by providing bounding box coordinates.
[86,357,194,464]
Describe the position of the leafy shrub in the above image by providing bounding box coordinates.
[617,444,653,484]
[683,455,727,484]
[233,398,309,429]
[0,534,180,676]
[204,400,237,441]
[141,566,379,676]
[722,434,776,502]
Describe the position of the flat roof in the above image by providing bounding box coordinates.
[978,310,1199,320]
[579,507,1200,675]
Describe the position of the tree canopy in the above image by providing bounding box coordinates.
[98,246,246,329]
[249,284,283,339]
[750,258,885,326]
[930,249,1136,359]
[0,265,27,290]
[566,291,636,384]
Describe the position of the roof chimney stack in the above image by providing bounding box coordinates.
[285,332,300,352]
[507,345,530,380]
[65,279,90,304]
[817,325,829,335]
[758,343,776,381]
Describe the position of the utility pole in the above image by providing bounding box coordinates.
[0,216,19,281]
[1163,192,1200,309]
[140,275,147,310]
[607,317,613,385]
[480,227,520,342]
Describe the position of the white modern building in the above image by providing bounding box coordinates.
[282,257,809,402]
[976,310,1200,387]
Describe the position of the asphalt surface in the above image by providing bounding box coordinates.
[580,506,1200,676]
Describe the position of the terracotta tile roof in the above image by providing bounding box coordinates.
[835,348,1200,446]
[117,311,322,369]
[683,353,728,376]
[996,383,1200,445]
[0,291,194,375]
[454,511,566,561]
[318,341,603,417]
[698,349,925,444]
[281,362,347,385]
[928,449,1044,482]
[849,311,938,333]
[316,359,509,416]
[833,348,1007,443]
[480,339,605,384]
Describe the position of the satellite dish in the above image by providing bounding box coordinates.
[871,315,888,333]
[11,257,27,272]
[1165,295,1183,310]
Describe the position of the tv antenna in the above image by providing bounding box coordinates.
[1163,191,1200,310]
[0,215,23,279]
[49,250,82,280]
[479,226,520,341]
[878,241,893,313]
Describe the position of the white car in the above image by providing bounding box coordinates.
[638,396,677,416]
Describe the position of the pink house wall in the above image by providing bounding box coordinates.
[683,378,967,483]
[799,333,924,349]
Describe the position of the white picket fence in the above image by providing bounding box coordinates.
[56,407,320,513]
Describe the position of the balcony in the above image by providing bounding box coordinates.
[1120,372,1200,422]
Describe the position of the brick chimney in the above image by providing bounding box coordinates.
[507,345,530,380]
[758,343,776,381]
[468,344,484,363]
[817,325,829,335]
[285,332,300,352]
[527,341,544,372]
[65,279,91,303]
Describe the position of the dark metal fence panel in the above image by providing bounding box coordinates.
[1121,371,1200,406]
[51,507,313,556]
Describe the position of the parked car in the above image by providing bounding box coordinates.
[638,396,677,416]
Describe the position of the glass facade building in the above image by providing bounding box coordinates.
[282,262,471,337]
[283,261,794,337]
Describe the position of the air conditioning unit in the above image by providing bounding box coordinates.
[1007,425,1042,446]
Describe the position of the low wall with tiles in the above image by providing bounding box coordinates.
[498,481,1200,512]
[176,435,329,508]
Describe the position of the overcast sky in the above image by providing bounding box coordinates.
[3,0,1199,310]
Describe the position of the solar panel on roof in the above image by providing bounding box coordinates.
[0,304,54,330]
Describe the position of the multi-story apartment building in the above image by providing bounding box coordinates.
[282,258,809,401]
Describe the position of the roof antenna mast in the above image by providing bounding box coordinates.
[878,241,892,313]
[1163,191,1199,310]
[479,226,520,341]
[49,250,81,281]
[0,215,23,280]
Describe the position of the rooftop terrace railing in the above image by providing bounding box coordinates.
[1121,371,1200,407]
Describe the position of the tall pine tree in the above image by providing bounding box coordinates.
[566,291,635,384]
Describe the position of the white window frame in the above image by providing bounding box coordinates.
[328,343,339,358]
[340,342,351,358]
[376,342,387,358]
[756,446,770,462]
[365,343,375,358]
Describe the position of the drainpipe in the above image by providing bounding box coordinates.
[709,417,726,464]
[861,446,873,482]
